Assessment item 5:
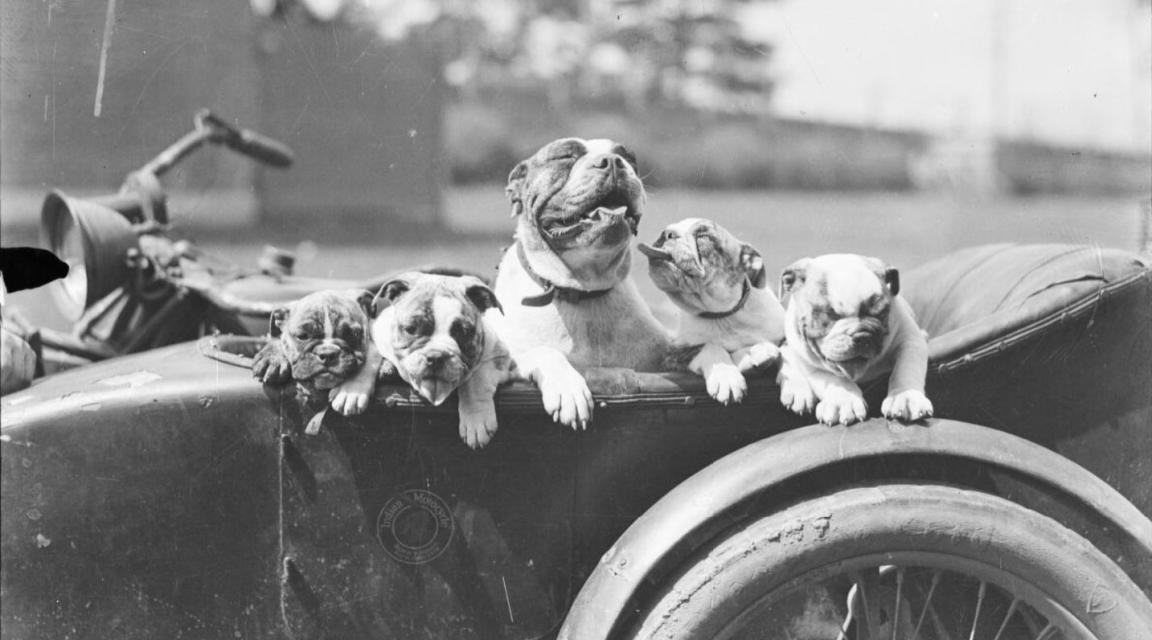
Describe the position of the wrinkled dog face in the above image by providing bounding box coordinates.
[373,273,502,406]
[638,218,766,314]
[506,138,645,257]
[781,254,899,369]
[272,289,374,390]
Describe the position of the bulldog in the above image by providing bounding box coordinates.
[346,272,515,449]
[252,289,377,424]
[638,218,785,404]
[494,137,671,428]
[776,254,933,426]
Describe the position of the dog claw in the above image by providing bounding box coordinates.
[882,390,933,423]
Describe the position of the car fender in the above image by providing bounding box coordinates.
[559,418,1152,640]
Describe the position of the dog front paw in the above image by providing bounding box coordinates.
[815,388,868,426]
[459,408,499,449]
[328,374,375,416]
[329,386,369,416]
[252,342,292,385]
[881,389,934,422]
[538,367,594,430]
[780,376,816,415]
[706,362,747,405]
[737,342,781,373]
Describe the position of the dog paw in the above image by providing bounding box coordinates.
[459,409,499,449]
[538,367,594,430]
[328,387,369,416]
[815,388,868,426]
[780,377,817,415]
[328,378,374,416]
[881,389,934,422]
[252,343,292,385]
[706,363,747,405]
[737,342,781,373]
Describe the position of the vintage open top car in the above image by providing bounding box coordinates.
[2,241,1151,639]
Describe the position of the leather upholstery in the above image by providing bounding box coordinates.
[902,244,1148,366]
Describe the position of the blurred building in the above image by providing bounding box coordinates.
[0,0,444,230]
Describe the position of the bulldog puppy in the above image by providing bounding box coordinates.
[638,218,785,404]
[776,254,933,426]
[363,272,515,449]
[494,137,671,429]
[252,289,377,423]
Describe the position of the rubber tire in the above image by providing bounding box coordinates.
[630,484,1152,639]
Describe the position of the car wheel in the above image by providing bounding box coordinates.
[630,484,1152,640]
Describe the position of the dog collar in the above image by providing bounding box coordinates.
[698,278,752,320]
[514,242,613,307]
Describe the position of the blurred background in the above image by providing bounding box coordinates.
[2,0,1150,329]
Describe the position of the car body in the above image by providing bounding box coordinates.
[3,243,1151,639]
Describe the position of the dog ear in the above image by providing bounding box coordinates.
[353,289,377,318]
[883,267,900,297]
[739,243,767,289]
[373,277,411,310]
[462,278,503,315]
[778,258,810,300]
[506,161,528,217]
[269,306,290,338]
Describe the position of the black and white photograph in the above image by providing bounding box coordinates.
[2,0,1150,638]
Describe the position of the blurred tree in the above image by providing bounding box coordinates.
[252,0,776,113]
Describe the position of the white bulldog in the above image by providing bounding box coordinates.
[638,218,785,404]
[776,254,934,426]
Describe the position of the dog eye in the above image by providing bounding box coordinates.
[343,326,363,342]
[450,319,475,345]
[294,331,310,341]
[401,324,418,336]
[813,308,838,324]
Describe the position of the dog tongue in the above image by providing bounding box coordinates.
[415,378,454,406]
[637,242,671,260]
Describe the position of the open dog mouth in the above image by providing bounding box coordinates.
[411,375,461,406]
[541,190,638,240]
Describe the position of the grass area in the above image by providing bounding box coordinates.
[4,186,1145,332]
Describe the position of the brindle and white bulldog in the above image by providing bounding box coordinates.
[333,272,515,449]
[252,289,376,423]
[494,137,671,428]
[638,218,785,404]
[776,254,934,426]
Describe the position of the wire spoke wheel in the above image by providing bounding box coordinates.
[630,485,1152,640]
[722,560,1077,640]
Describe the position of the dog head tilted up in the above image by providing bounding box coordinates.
[269,289,375,395]
[371,272,505,406]
[505,137,645,290]
[779,254,900,381]
[638,218,782,404]
[639,217,768,317]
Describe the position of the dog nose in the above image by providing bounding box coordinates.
[423,350,450,369]
[590,153,627,172]
[851,327,882,350]
[314,343,341,363]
